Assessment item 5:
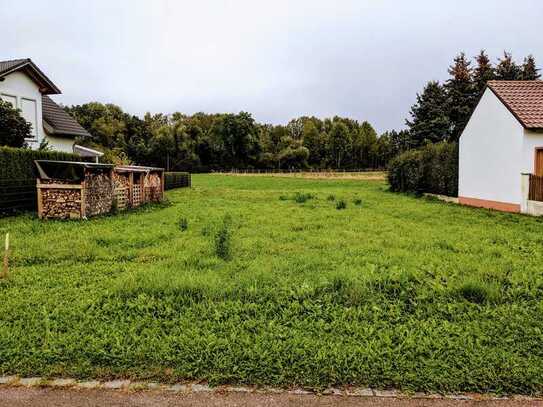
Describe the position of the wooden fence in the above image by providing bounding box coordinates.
[529,174,543,202]
[0,179,37,216]
[215,168,385,174]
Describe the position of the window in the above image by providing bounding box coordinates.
[20,98,37,138]
[0,93,17,108]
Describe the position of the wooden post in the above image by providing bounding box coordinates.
[36,179,43,219]
[161,170,165,200]
[80,180,86,219]
[2,233,9,279]
[128,172,134,207]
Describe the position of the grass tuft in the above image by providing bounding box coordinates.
[214,214,233,260]
[457,279,501,304]
[336,200,347,210]
[294,192,315,203]
[179,217,188,231]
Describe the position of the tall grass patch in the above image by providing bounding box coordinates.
[1,174,543,394]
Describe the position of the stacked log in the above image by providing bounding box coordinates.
[144,172,163,202]
[112,172,130,210]
[40,180,82,219]
[85,170,113,217]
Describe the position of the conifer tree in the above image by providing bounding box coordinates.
[495,51,522,80]
[445,52,478,141]
[406,81,451,148]
[473,50,495,94]
[521,55,541,80]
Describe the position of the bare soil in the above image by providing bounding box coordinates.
[0,388,541,407]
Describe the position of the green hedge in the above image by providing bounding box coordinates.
[164,172,191,190]
[387,142,458,197]
[0,146,85,215]
[0,146,84,179]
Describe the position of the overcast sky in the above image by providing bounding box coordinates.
[1,0,542,132]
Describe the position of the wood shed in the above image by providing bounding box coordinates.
[114,166,164,209]
[35,161,165,219]
[35,160,115,219]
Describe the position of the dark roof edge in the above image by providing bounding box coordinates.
[0,59,61,95]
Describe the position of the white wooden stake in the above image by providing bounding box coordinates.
[2,233,9,278]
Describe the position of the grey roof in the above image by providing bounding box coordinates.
[0,58,29,74]
[42,95,91,138]
[35,160,113,168]
[116,165,165,172]
[0,58,61,94]
[34,160,114,181]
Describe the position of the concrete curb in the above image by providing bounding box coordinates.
[0,376,541,401]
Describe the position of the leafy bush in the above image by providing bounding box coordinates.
[387,142,458,196]
[214,214,232,260]
[336,200,347,210]
[110,197,119,215]
[0,100,31,148]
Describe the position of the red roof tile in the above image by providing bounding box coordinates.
[487,81,543,129]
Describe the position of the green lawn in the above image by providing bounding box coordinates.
[1,174,543,394]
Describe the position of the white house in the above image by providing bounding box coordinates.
[0,58,103,161]
[459,80,543,215]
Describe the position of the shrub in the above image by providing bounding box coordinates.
[179,217,188,231]
[336,200,347,210]
[110,197,119,215]
[327,194,336,201]
[387,142,458,196]
[353,198,362,206]
[214,214,232,260]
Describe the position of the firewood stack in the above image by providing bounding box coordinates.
[145,173,163,202]
[41,187,82,219]
[85,171,114,217]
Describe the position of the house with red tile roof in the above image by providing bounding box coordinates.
[0,58,103,161]
[459,80,543,215]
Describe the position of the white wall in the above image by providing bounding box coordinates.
[521,129,543,174]
[44,134,75,153]
[459,88,524,205]
[0,71,43,149]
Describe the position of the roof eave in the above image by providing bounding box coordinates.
[0,59,61,95]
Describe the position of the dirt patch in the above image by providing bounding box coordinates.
[0,388,541,407]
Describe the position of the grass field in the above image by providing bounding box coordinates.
[1,174,543,395]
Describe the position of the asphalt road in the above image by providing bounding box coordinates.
[0,388,542,407]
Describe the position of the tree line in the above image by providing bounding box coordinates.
[63,104,399,171]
